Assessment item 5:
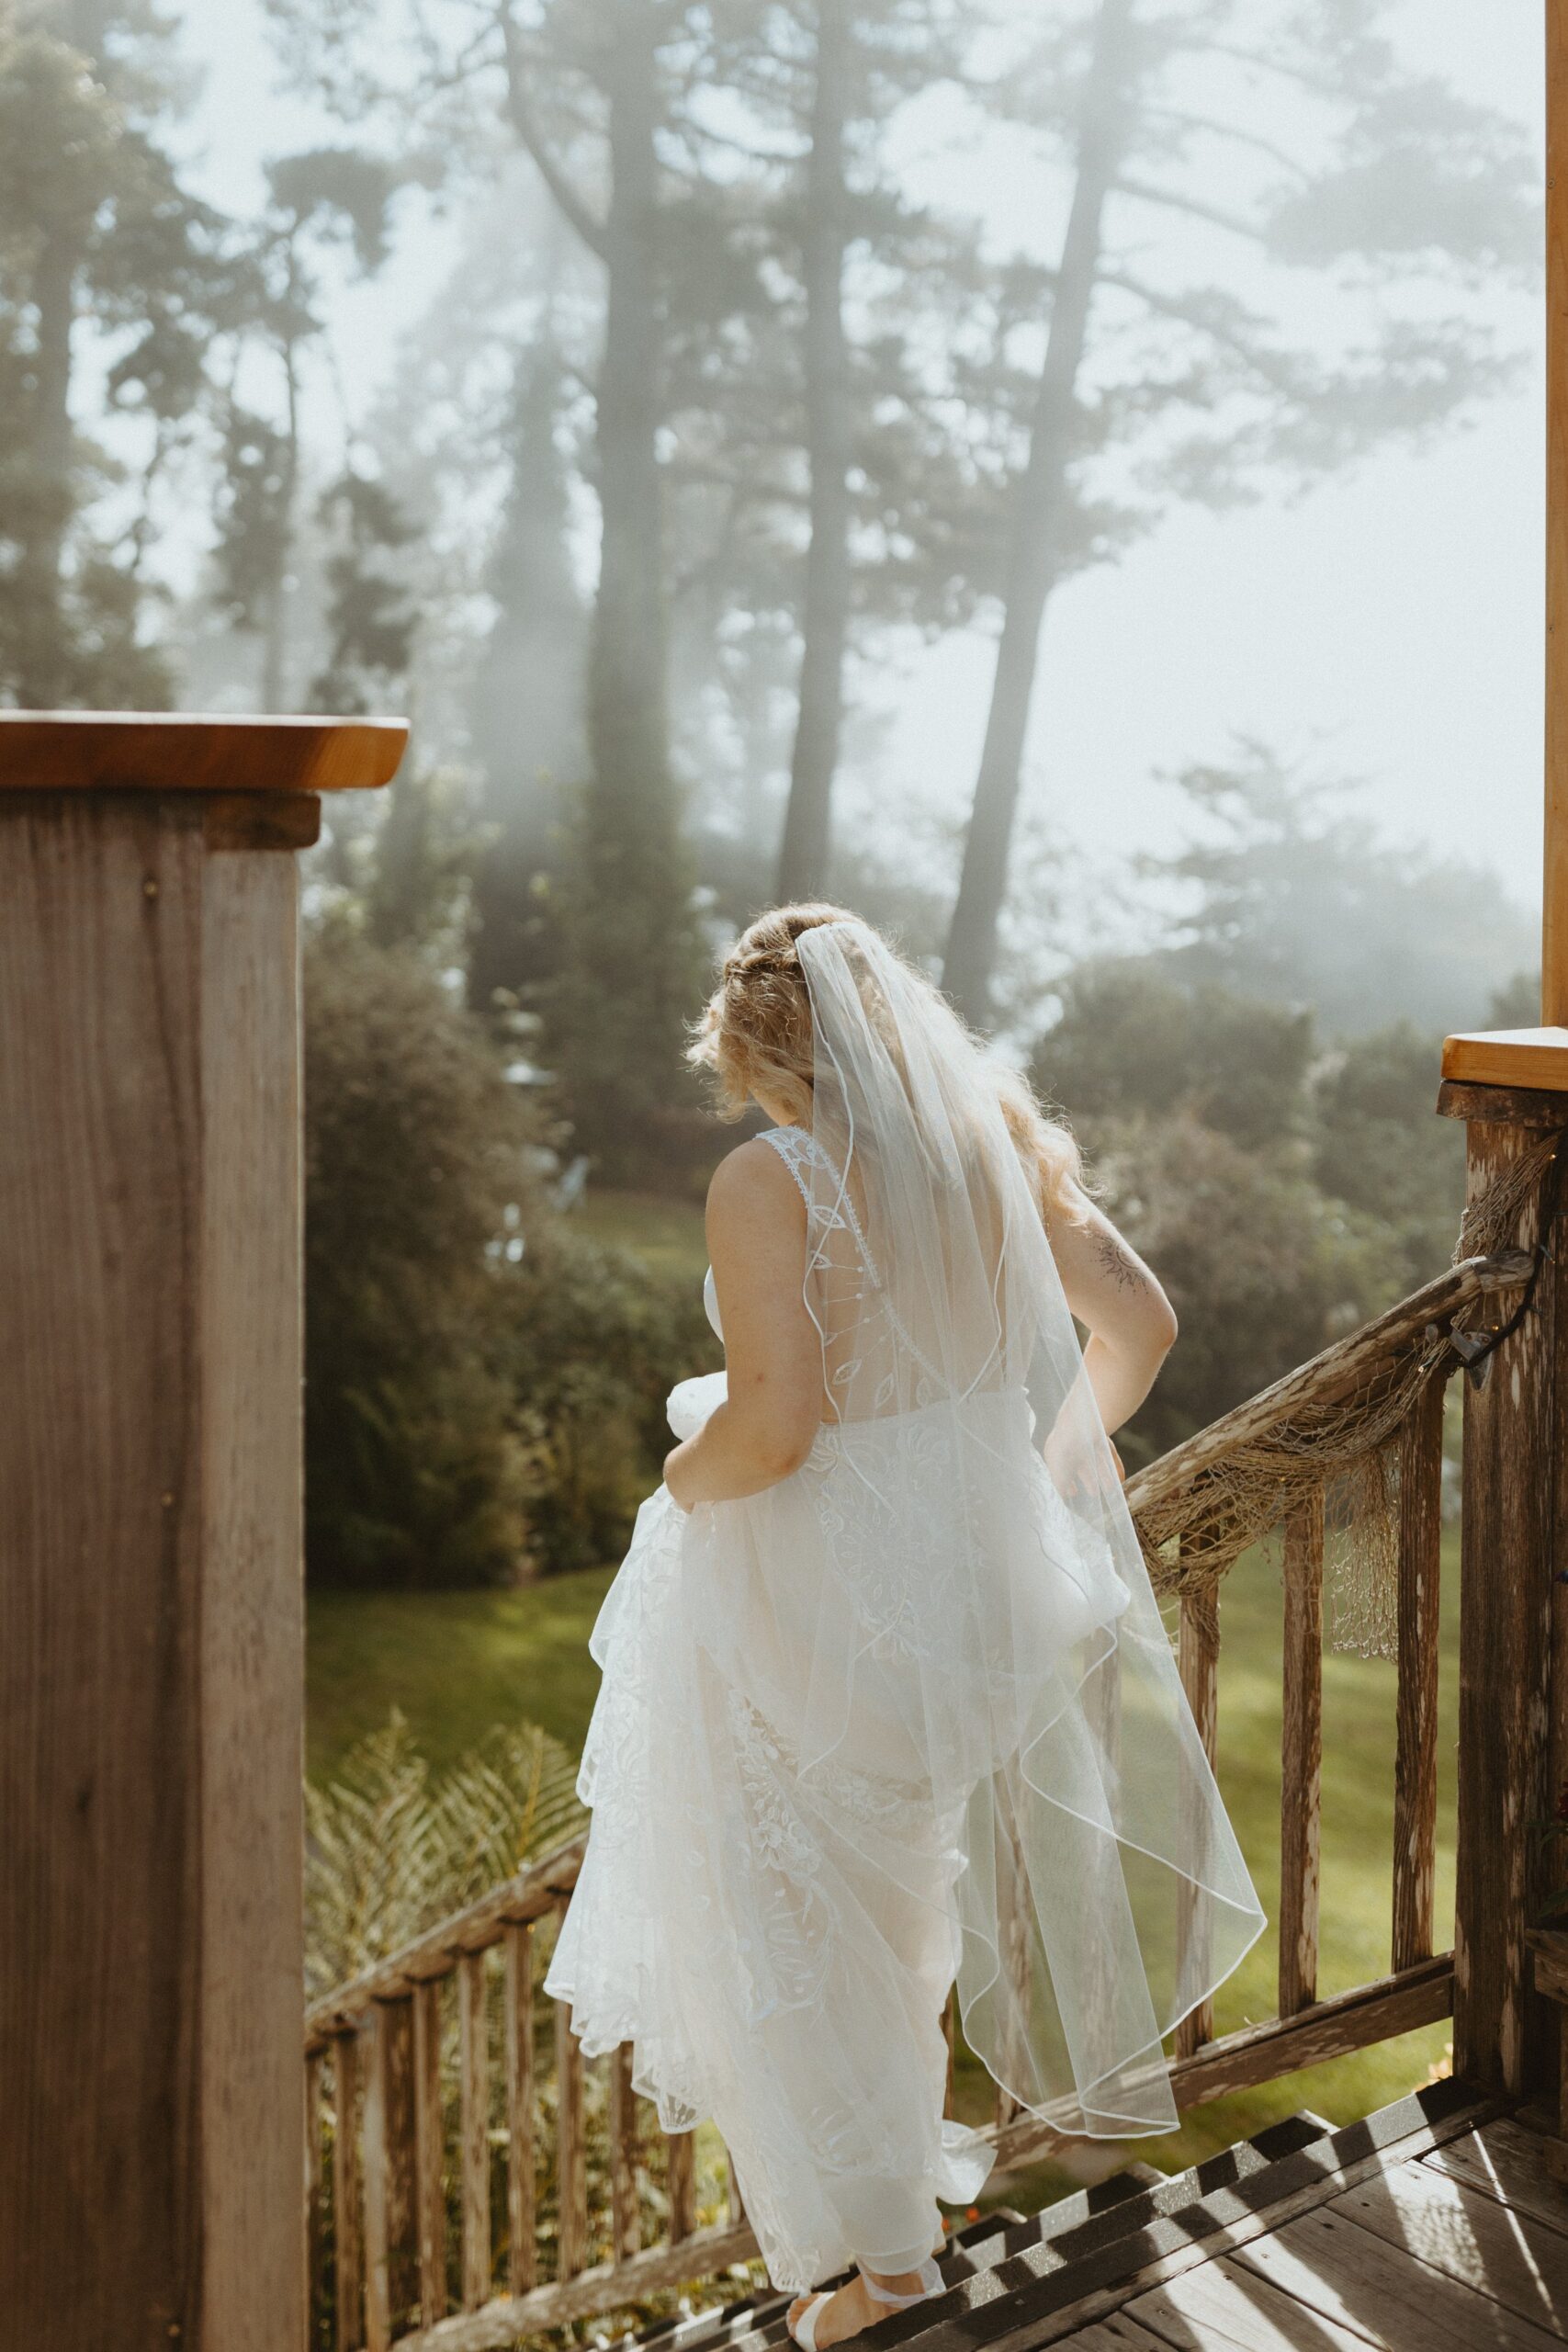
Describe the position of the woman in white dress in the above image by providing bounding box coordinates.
[545,907,1264,2351]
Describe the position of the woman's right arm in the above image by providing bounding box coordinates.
[1042,1178,1179,1450]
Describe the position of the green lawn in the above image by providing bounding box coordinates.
[307,1571,616,1780]
[571,1186,710,1282]
[308,1521,1459,2199]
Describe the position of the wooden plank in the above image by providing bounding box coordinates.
[364,2013,392,2352]
[1422,2117,1568,2240]
[556,1996,588,2280]
[1440,1032,1568,1091]
[923,2089,1496,2352]
[1230,2199,1564,2351]
[1278,1490,1323,2018]
[306,2050,326,2351]
[1127,2258,1383,2349]
[1125,1254,1530,1527]
[1438,1079,1568,1130]
[0,708,407,794]
[1055,2321,1169,2351]
[503,1924,536,2295]
[457,1952,491,2310]
[361,2214,761,2352]
[1175,1574,1218,2057]
[1328,2155,1568,2337]
[306,1836,586,2050]
[992,1955,1453,2174]
[412,1977,447,2326]
[0,796,205,2347]
[609,2041,640,2263]
[199,838,309,2351]
[204,788,321,851]
[667,2130,697,2245]
[333,2030,366,2352]
[1393,1370,1446,1970]
[1453,1117,1558,2100]
[364,1998,418,2348]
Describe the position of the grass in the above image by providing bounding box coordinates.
[307,1572,616,1781]
[571,1187,710,1282]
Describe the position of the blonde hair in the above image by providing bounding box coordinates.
[687,902,1087,1226]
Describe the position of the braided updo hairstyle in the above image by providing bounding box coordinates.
[687,902,1087,1225]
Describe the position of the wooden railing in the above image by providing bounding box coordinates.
[304,1250,1531,2352]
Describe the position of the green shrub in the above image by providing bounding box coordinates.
[304,921,542,1588]
[510,1227,720,1573]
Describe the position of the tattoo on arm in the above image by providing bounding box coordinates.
[1094,1229,1151,1295]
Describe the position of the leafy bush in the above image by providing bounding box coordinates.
[509,1227,720,1573]
[304,921,541,1588]
[1087,1113,1399,1465]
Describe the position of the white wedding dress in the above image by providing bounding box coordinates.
[545,922,1264,2294]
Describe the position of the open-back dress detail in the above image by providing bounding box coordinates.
[545,920,1265,2293]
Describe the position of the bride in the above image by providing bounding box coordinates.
[545,906,1264,2350]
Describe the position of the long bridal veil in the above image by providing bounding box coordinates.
[547,914,1264,2292]
[773,918,1264,2136]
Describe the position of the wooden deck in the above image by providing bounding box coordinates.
[630,2085,1568,2352]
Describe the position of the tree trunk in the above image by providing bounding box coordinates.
[776,0,853,903]
[941,0,1134,1028]
[573,0,692,1153]
[14,226,77,708]
[468,347,586,1015]
[262,304,302,715]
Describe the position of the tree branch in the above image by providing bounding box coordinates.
[1115,175,1264,243]
[1141,107,1310,184]
[497,9,608,262]
[1099,266,1306,400]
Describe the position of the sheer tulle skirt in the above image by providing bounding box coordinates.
[544,1387,1265,2292]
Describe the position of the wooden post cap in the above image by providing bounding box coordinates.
[1440,1027,1568,1092]
[0,710,407,795]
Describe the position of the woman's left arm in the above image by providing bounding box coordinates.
[664,1140,824,1510]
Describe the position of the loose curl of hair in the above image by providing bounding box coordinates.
[687,902,1088,1226]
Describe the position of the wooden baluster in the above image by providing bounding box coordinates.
[412,1977,447,2325]
[1393,1373,1447,1969]
[1279,1489,1325,2017]
[305,2051,325,2352]
[609,2041,640,2263]
[941,1987,956,2121]
[457,1951,491,2310]
[666,2130,697,2245]
[364,1996,418,2351]
[555,1995,588,2279]
[333,2030,365,2351]
[993,1777,1032,2129]
[727,2143,747,2227]
[504,1924,537,2296]
[1175,1564,1220,2058]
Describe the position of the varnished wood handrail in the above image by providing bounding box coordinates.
[0,708,408,794]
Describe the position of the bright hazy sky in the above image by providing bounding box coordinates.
[171,1,1549,922]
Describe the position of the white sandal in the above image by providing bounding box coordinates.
[787,2257,945,2351]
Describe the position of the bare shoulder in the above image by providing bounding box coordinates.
[705,1135,806,1233]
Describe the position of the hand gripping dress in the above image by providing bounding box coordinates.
[544,922,1264,2294]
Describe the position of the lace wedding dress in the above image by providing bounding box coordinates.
[545,922,1264,2293]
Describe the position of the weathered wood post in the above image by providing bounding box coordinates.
[1433,0,1568,2113]
[0,715,403,2350]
